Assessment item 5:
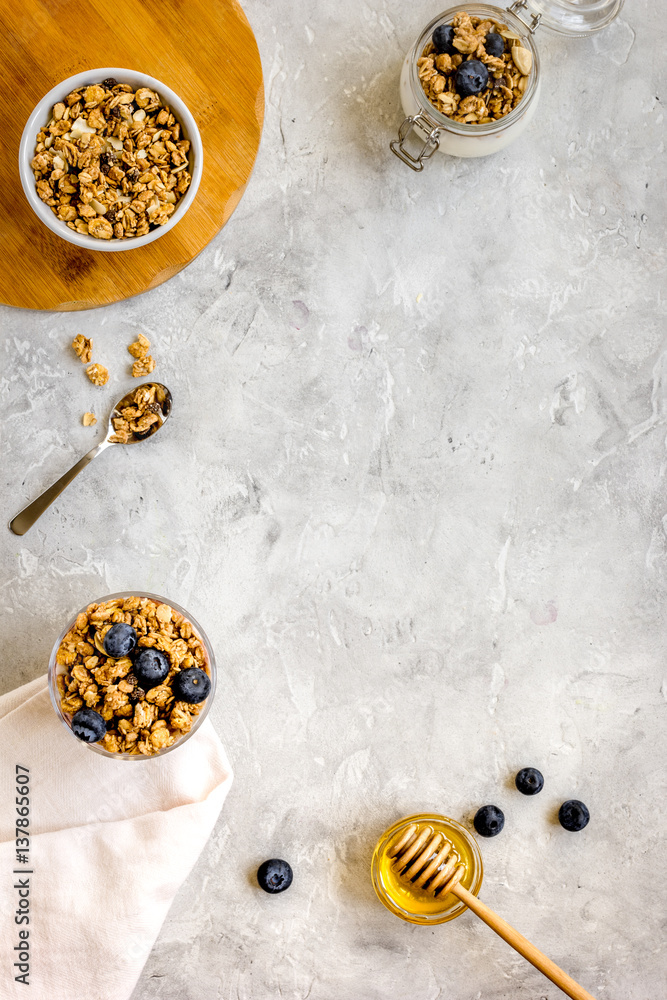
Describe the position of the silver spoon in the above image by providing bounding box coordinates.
[9,382,172,536]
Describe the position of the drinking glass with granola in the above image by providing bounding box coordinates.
[49,593,216,758]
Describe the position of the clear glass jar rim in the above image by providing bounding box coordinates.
[409,5,541,136]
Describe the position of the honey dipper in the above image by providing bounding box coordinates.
[389,823,596,1000]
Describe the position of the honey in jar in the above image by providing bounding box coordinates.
[371,813,483,924]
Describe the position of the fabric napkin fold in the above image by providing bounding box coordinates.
[0,675,233,999]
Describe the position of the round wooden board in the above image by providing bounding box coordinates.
[0,0,263,311]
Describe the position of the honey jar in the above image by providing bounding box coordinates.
[371,813,483,924]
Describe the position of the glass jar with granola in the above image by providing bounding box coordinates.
[48,592,216,760]
[391,0,624,170]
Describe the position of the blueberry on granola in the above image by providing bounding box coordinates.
[72,707,106,742]
[134,648,170,689]
[101,77,118,90]
[454,59,489,98]
[173,667,210,704]
[103,622,138,658]
[432,24,456,55]
[257,859,293,894]
[484,32,505,57]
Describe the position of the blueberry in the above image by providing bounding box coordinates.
[474,804,505,837]
[454,59,489,98]
[173,667,210,704]
[71,707,106,743]
[432,24,456,56]
[133,648,170,689]
[485,32,505,57]
[257,859,293,894]
[515,767,544,796]
[103,622,137,658]
[558,800,590,832]
[101,77,118,90]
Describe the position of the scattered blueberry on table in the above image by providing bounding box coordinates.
[454,60,489,98]
[133,648,170,690]
[173,667,211,704]
[558,800,590,832]
[473,804,505,837]
[71,707,107,742]
[103,622,137,658]
[515,767,544,796]
[257,859,293,894]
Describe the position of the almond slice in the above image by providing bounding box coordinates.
[511,45,532,76]
[70,116,96,138]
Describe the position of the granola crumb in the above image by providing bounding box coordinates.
[128,332,151,359]
[132,355,156,378]
[82,412,97,426]
[87,216,114,240]
[72,334,93,364]
[86,363,109,386]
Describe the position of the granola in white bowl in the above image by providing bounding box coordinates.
[18,68,203,251]
[31,77,192,241]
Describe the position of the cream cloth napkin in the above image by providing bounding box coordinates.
[0,675,233,999]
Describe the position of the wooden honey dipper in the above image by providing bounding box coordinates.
[389,823,597,1000]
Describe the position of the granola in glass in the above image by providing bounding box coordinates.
[54,596,211,756]
[418,12,533,124]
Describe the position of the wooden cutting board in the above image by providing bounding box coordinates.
[0,0,263,311]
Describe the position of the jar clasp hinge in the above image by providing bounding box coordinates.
[508,0,541,33]
[390,113,440,172]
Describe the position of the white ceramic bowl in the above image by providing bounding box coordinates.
[19,67,203,252]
